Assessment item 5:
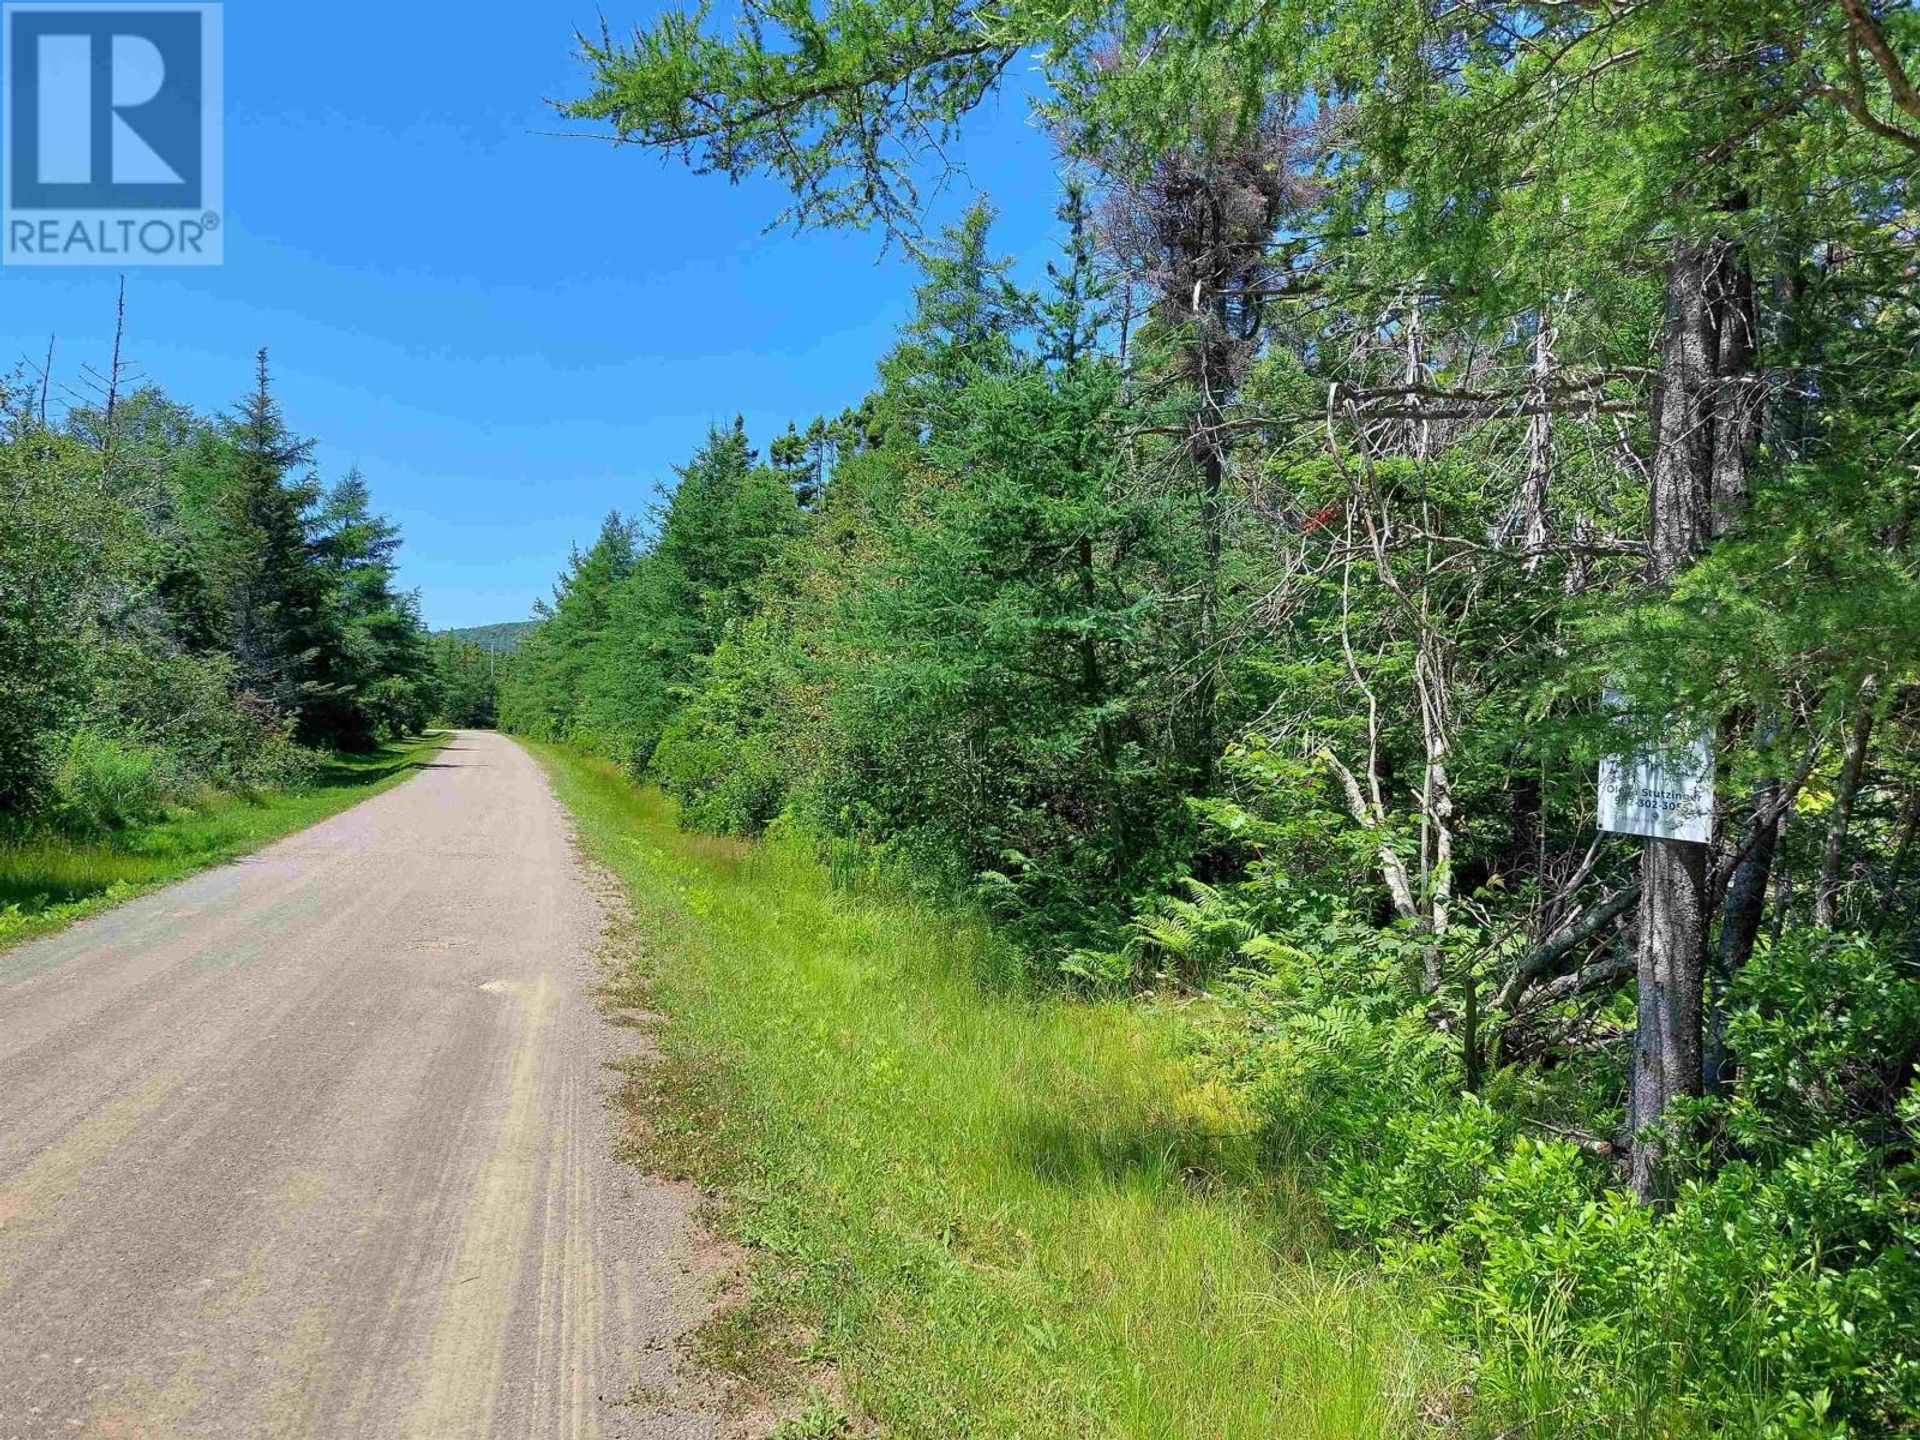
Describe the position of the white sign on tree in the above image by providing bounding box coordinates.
[1597,692,1715,845]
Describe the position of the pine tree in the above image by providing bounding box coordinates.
[310,466,431,747]
[209,349,329,730]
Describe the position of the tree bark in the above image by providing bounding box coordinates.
[1648,243,1720,577]
[1631,238,1726,1203]
[1817,690,1876,928]
[1871,789,1920,935]
[1523,307,1554,567]
[1708,238,1760,539]
[1191,420,1225,781]
[1698,234,1769,1093]
[1632,836,1708,1202]
[1719,777,1783,973]
[1495,882,1642,1011]
[1707,775,1780,1092]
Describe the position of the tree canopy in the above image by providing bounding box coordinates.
[507,3,1920,1430]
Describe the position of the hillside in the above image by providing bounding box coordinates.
[439,621,536,653]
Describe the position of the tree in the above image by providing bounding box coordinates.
[502,511,638,742]
[309,466,433,747]
[207,350,331,731]
[557,0,1920,1208]
[1,339,432,834]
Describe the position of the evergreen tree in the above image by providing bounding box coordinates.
[310,466,432,747]
[208,350,330,732]
[1,343,431,830]
[505,511,638,743]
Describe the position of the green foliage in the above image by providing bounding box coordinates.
[0,348,433,847]
[1186,909,1920,1437]
[0,424,116,813]
[439,620,534,652]
[1424,1130,1920,1438]
[531,5,1920,1428]
[429,633,502,728]
[502,423,805,766]
[651,626,793,833]
[768,1398,853,1440]
[536,744,1446,1436]
[505,207,1230,956]
[50,730,178,836]
[1721,933,1920,1163]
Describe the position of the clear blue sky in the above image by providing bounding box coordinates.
[0,3,1063,629]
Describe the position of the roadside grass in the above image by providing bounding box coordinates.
[532,742,1452,1438]
[0,731,449,950]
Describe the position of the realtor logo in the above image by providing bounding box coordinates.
[3,3,222,264]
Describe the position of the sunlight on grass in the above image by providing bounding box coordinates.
[534,744,1452,1437]
[0,732,449,950]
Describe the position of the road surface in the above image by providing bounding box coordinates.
[0,732,725,1439]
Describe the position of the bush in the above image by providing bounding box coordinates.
[653,724,786,834]
[1172,864,1920,1438]
[88,645,320,796]
[51,729,177,834]
[1425,1128,1920,1438]
[231,713,322,793]
[1720,931,1920,1160]
[648,630,793,834]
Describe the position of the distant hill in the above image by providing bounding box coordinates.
[439,621,537,653]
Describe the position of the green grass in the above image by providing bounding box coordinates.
[0,732,450,950]
[531,742,1452,1438]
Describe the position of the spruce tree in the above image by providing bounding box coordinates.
[210,350,329,732]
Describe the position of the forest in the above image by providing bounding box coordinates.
[0,332,454,863]
[495,1,1920,1434]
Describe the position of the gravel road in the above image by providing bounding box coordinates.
[0,731,725,1439]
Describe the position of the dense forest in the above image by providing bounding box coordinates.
[0,336,453,842]
[497,2,1920,1434]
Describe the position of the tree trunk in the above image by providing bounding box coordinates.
[1707,775,1781,1092]
[1700,236,1768,1094]
[1719,778,1783,973]
[1632,835,1707,1202]
[1648,243,1720,577]
[1817,691,1876,928]
[1872,788,1920,935]
[1190,420,1225,782]
[1709,239,1760,539]
[1523,307,1554,567]
[1631,238,1725,1204]
[1404,301,1431,462]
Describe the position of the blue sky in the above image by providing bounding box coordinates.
[0,3,1064,628]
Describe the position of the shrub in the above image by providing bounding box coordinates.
[1428,1128,1920,1438]
[1176,868,1920,1437]
[51,729,177,834]
[654,724,787,833]
[232,715,322,793]
[1720,931,1920,1160]
[88,645,319,797]
[647,629,794,835]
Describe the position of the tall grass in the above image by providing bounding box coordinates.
[0,733,448,950]
[534,745,1452,1437]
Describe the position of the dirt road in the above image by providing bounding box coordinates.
[0,732,724,1439]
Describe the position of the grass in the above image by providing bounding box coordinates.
[531,742,1452,1438]
[0,731,449,950]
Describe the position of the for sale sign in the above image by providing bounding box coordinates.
[1597,692,1715,844]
